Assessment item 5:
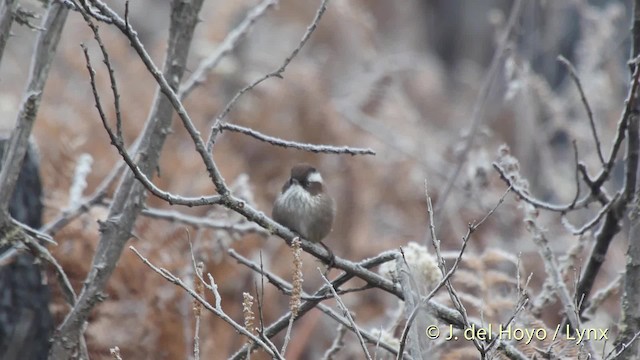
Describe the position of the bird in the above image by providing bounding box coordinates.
[272,163,336,263]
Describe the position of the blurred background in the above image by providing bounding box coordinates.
[0,0,633,358]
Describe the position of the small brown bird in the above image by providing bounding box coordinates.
[273,164,335,253]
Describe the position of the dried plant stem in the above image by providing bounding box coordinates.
[280,238,304,356]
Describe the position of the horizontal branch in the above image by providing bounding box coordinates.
[205,0,331,152]
[218,122,376,156]
[140,207,269,235]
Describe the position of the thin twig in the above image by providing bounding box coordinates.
[319,268,372,360]
[81,43,224,207]
[229,248,399,357]
[0,1,68,214]
[0,0,19,64]
[527,216,595,356]
[228,248,400,359]
[485,297,529,351]
[428,180,483,355]
[178,0,278,99]
[88,0,230,195]
[493,162,590,212]
[205,0,331,152]
[396,184,511,359]
[51,0,206,357]
[130,246,280,358]
[218,122,375,156]
[607,331,640,359]
[435,0,524,215]
[562,192,621,235]
[1,225,77,306]
[577,163,611,206]
[592,59,640,190]
[558,55,605,165]
[570,140,582,208]
[140,207,268,235]
[584,275,622,318]
[321,324,347,360]
[230,241,529,360]
[577,61,640,322]
[42,162,124,236]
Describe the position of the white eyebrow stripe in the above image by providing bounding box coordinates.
[307,171,323,183]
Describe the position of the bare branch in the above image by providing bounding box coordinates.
[319,268,372,360]
[129,246,279,358]
[231,242,530,360]
[434,0,524,216]
[321,324,347,360]
[0,222,76,306]
[578,162,611,206]
[493,162,590,212]
[50,0,206,357]
[178,0,278,100]
[608,331,640,359]
[397,184,511,359]
[229,248,400,358]
[577,61,640,323]
[86,0,230,195]
[558,55,605,165]
[592,59,640,190]
[525,210,596,356]
[561,192,621,236]
[81,38,223,207]
[140,207,269,235]
[0,0,19,63]
[228,248,400,359]
[0,2,68,214]
[570,140,581,208]
[41,162,124,236]
[205,0,331,152]
[217,122,376,156]
[614,23,640,351]
[584,275,622,318]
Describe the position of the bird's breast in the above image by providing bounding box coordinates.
[274,185,332,241]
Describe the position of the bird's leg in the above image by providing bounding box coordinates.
[319,241,335,269]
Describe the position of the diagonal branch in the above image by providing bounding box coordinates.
[0,1,68,215]
[178,0,278,100]
[576,62,640,321]
[49,0,206,357]
[434,0,524,216]
[557,55,605,165]
[0,0,19,64]
[205,0,331,152]
[129,246,279,358]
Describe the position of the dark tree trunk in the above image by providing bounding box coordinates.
[0,138,52,360]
